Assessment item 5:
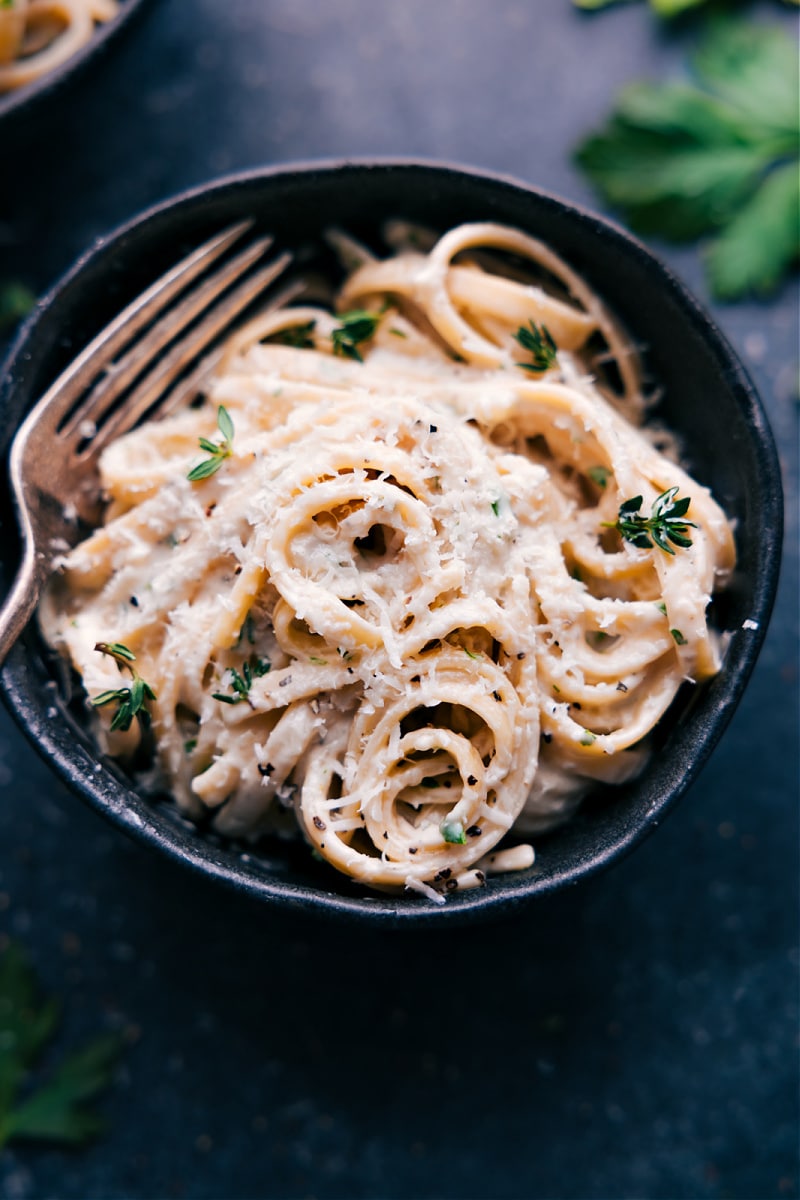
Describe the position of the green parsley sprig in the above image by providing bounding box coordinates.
[513,321,558,373]
[0,281,35,336]
[187,405,235,481]
[212,657,271,705]
[0,942,124,1149]
[605,486,696,554]
[575,19,799,299]
[575,0,798,16]
[331,309,383,361]
[92,643,157,732]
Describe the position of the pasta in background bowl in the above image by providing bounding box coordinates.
[0,0,148,123]
[0,162,783,922]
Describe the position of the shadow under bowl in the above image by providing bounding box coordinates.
[0,160,783,924]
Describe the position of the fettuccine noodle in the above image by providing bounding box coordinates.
[0,0,118,92]
[39,222,736,901]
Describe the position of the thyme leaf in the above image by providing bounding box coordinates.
[440,817,467,845]
[92,643,156,732]
[212,656,271,705]
[331,309,382,361]
[513,321,558,373]
[187,406,234,481]
[274,319,317,349]
[604,486,696,555]
[588,465,611,488]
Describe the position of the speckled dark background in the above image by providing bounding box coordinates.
[0,2,797,1197]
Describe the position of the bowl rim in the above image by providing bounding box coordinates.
[0,157,785,924]
[0,0,152,127]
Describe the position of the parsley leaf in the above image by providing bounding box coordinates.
[575,19,800,298]
[0,943,124,1149]
[0,281,35,336]
[575,0,798,16]
[706,161,800,298]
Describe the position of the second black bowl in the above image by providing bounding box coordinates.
[0,0,152,129]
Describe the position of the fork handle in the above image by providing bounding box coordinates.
[0,539,41,668]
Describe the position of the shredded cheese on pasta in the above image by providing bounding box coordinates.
[0,0,118,92]
[39,221,736,899]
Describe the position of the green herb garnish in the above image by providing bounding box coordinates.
[212,657,271,705]
[671,628,689,645]
[575,19,800,299]
[275,319,316,349]
[580,729,597,746]
[237,613,256,646]
[187,405,235,481]
[0,281,35,335]
[587,630,611,650]
[440,817,467,845]
[605,486,696,554]
[0,942,124,1150]
[513,321,558,373]
[331,309,382,361]
[464,648,481,661]
[490,499,501,517]
[92,643,156,732]
[575,0,798,17]
[588,465,611,488]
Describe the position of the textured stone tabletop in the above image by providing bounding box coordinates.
[0,1,797,1197]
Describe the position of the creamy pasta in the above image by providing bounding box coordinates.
[0,0,118,93]
[39,221,736,901]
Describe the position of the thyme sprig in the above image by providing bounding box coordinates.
[187,405,235,482]
[91,643,157,732]
[513,321,558,373]
[606,486,696,554]
[275,319,317,349]
[212,657,271,705]
[331,309,382,361]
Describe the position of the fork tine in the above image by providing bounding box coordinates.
[14,221,256,441]
[152,277,309,422]
[81,251,293,456]
[59,233,273,439]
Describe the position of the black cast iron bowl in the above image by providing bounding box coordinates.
[0,160,783,924]
[0,0,151,128]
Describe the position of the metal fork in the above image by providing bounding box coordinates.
[0,221,292,666]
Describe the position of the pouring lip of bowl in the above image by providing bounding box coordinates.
[0,158,784,926]
[0,0,154,127]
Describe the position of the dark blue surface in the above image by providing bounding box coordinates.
[0,2,797,1197]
